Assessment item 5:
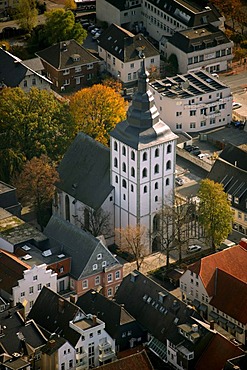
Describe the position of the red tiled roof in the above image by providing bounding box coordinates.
[195,332,243,370]
[189,246,247,296]
[239,238,247,250]
[95,350,154,370]
[210,269,247,323]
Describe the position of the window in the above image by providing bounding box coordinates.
[143,152,147,161]
[87,63,93,70]
[82,280,88,289]
[63,79,70,85]
[190,122,196,129]
[75,77,80,85]
[95,276,100,285]
[65,194,70,221]
[69,360,73,368]
[32,78,36,85]
[122,179,127,188]
[128,73,131,81]
[21,291,25,297]
[176,123,182,130]
[131,151,135,160]
[114,158,118,168]
[166,160,171,170]
[155,182,158,190]
[130,63,134,68]
[89,333,93,338]
[33,275,38,281]
[108,288,113,297]
[115,175,118,183]
[155,148,159,157]
[155,196,158,202]
[210,118,215,125]
[115,270,120,279]
[102,261,107,268]
[75,66,81,73]
[131,167,135,177]
[29,286,34,294]
[23,80,27,87]
[46,283,50,287]
[113,57,115,65]
[123,194,126,200]
[154,164,159,174]
[190,110,196,116]
[97,253,102,260]
[93,264,98,270]
[176,112,182,116]
[153,214,160,232]
[201,121,206,127]
[63,69,69,75]
[122,146,126,155]
[114,141,118,151]
[142,168,147,178]
[131,184,134,192]
[166,178,169,186]
[108,273,113,282]
[144,186,147,193]
[61,362,65,370]
[38,283,42,291]
[122,162,126,172]
[167,144,171,153]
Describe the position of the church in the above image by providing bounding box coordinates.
[54,60,178,253]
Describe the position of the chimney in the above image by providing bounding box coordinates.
[58,298,65,313]
[234,161,237,167]
[92,315,97,325]
[49,339,56,348]
[192,324,198,332]
[210,320,215,330]
[70,294,77,304]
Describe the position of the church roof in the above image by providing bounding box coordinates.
[57,133,113,210]
[111,59,177,150]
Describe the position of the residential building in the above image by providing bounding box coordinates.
[44,215,123,298]
[0,181,21,217]
[0,47,52,91]
[115,270,243,369]
[94,349,154,369]
[36,39,100,93]
[41,335,75,370]
[54,61,178,253]
[180,245,247,345]
[98,23,160,90]
[149,70,232,133]
[28,287,116,369]
[208,143,247,235]
[77,289,147,352]
[163,24,233,74]
[0,249,57,316]
[96,0,224,41]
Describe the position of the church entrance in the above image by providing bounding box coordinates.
[152,236,161,253]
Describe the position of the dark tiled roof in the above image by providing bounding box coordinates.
[219,143,247,171]
[36,39,99,70]
[42,335,67,355]
[168,24,230,53]
[27,287,81,347]
[57,133,113,210]
[44,215,120,280]
[101,0,139,11]
[98,24,159,62]
[94,349,154,370]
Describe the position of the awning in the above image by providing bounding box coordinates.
[199,303,207,313]
[227,322,235,329]
[235,327,243,334]
[209,311,218,319]
[218,317,228,324]
[193,299,200,308]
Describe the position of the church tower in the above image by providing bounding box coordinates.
[110,59,178,253]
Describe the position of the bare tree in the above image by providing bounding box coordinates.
[115,225,148,270]
[78,207,111,238]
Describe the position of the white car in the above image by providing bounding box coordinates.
[232,102,242,110]
[175,177,184,186]
[187,245,202,253]
[198,153,210,160]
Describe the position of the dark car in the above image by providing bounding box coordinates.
[184,145,193,152]
[192,149,201,156]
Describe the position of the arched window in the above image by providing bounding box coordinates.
[131,184,134,192]
[131,167,135,177]
[166,178,170,186]
[115,175,118,183]
[142,168,147,178]
[143,152,147,161]
[65,195,70,221]
[122,179,127,188]
[155,196,158,202]
[114,141,118,151]
[154,164,159,174]
[155,182,158,190]
[155,148,159,157]
[167,144,172,153]
[153,214,160,232]
[84,208,89,229]
[131,151,135,160]
[114,158,118,168]
[122,162,126,172]
[122,146,126,156]
[166,160,171,170]
[144,186,147,193]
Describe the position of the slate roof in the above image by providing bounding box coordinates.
[0,48,50,87]
[44,215,120,280]
[209,270,247,324]
[27,287,82,347]
[76,290,136,338]
[111,62,177,149]
[115,270,213,362]
[57,133,113,210]
[219,143,247,171]
[98,24,159,63]
[23,57,45,73]
[94,349,154,370]
[36,39,99,70]
[0,249,30,294]
[168,24,231,54]
[41,335,67,355]
[195,332,243,370]
[188,246,247,297]
[0,307,47,356]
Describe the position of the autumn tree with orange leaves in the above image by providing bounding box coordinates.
[14,155,59,229]
[69,84,127,146]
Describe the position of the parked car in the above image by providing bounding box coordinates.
[184,145,199,153]
[88,24,95,31]
[93,32,101,40]
[187,245,202,253]
[175,177,184,186]
[91,28,100,35]
[191,149,201,156]
[198,153,210,160]
[232,102,242,110]
[211,73,219,79]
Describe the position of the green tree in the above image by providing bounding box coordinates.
[167,53,178,75]
[69,84,127,146]
[15,0,38,33]
[14,155,59,229]
[198,179,233,250]
[43,9,87,46]
[0,87,76,182]
[64,0,77,11]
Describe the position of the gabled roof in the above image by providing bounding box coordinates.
[0,249,30,294]
[98,24,159,62]
[0,48,51,87]
[95,349,154,370]
[27,287,82,347]
[195,332,243,370]
[209,270,247,324]
[219,143,247,171]
[57,132,113,209]
[189,246,247,297]
[36,39,99,70]
[41,335,68,355]
[44,215,120,280]
[77,290,136,338]
[115,271,212,353]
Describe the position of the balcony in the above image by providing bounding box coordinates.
[99,338,112,351]
[98,339,115,362]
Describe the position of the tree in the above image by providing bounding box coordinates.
[115,225,148,270]
[198,179,233,250]
[69,84,127,146]
[15,0,38,33]
[0,87,76,182]
[43,9,87,46]
[167,54,178,75]
[102,76,123,93]
[78,207,111,238]
[64,0,77,11]
[14,155,59,229]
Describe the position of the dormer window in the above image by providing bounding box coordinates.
[71,54,80,62]
[234,197,239,204]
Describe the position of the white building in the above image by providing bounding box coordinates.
[149,70,232,133]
